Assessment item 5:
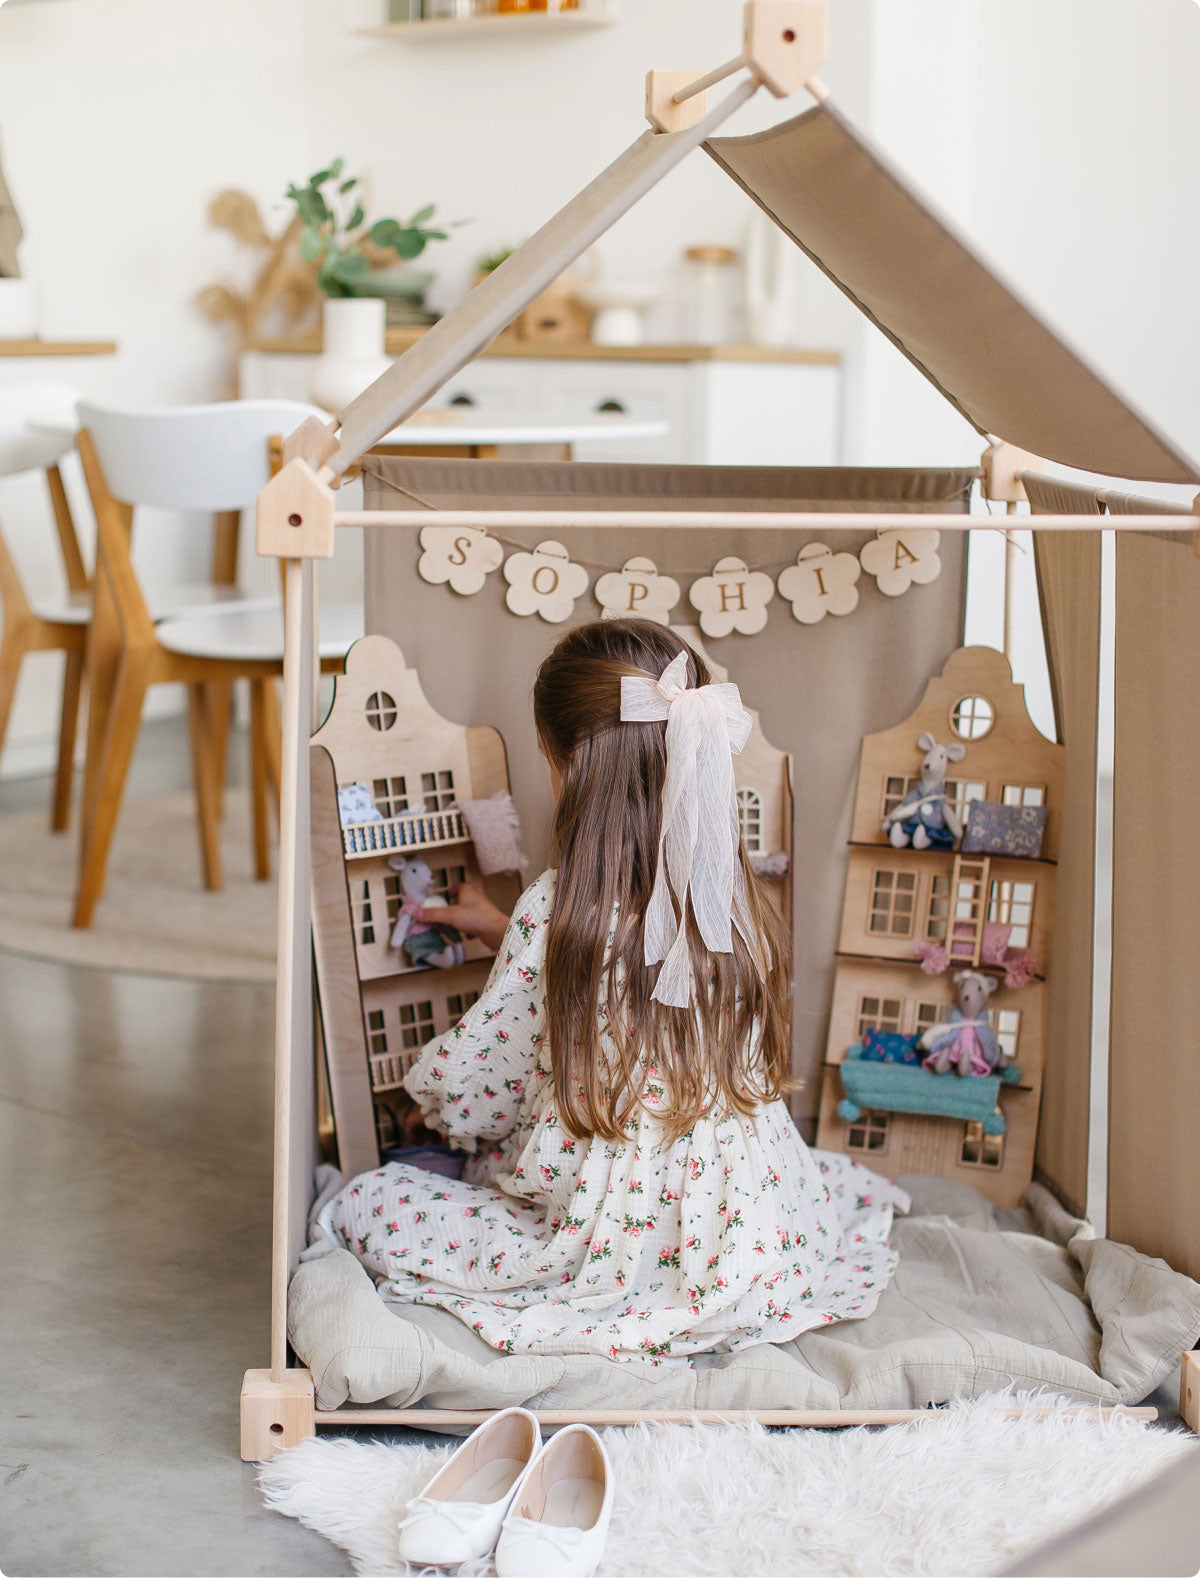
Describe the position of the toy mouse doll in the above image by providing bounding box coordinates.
[387,856,466,969]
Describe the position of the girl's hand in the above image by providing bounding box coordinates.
[419,882,510,953]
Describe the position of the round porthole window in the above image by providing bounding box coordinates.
[365,691,397,732]
[950,694,994,740]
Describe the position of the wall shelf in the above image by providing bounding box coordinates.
[357,11,615,42]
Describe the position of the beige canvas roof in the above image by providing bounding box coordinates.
[330,91,1200,486]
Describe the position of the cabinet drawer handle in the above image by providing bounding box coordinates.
[596,398,627,415]
[449,393,476,408]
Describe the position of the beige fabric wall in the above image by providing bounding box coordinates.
[1028,476,1104,1216]
[1109,534,1200,1279]
[362,458,970,1132]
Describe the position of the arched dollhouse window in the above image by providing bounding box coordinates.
[950,694,994,740]
[365,691,397,731]
[737,787,763,852]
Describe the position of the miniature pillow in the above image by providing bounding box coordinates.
[860,1028,923,1066]
[980,921,1012,966]
[337,782,383,826]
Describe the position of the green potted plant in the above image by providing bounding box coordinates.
[286,158,452,408]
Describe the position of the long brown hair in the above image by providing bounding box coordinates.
[533,618,791,1143]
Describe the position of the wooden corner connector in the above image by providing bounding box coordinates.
[1181,1351,1200,1433]
[240,1368,316,1461]
[255,458,336,561]
[744,0,828,98]
[645,70,709,133]
[283,415,341,470]
[980,441,1046,505]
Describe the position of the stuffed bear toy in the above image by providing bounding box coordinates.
[881,731,966,850]
[918,970,1002,1076]
[387,856,467,970]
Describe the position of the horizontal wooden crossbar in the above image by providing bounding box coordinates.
[314,1405,1157,1429]
[333,510,1189,533]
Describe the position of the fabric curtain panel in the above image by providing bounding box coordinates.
[706,106,1200,485]
[1110,534,1200,1279]
[362,458,971,1129]
[1027,475,1104,1216]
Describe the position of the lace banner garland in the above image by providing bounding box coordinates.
[415,528,942,634]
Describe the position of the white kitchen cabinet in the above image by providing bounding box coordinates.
[238,347,842,466]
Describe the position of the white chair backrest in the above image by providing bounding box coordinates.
[75,399,329,511]
[0,381,82,477]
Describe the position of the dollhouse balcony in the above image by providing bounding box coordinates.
[837,1045,1022,1134]
[341,807,468,859]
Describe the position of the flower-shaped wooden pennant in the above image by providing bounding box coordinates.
[776,542,861,624]
[417,524,504,596]
[594,556,681,625]
[687,556,775,637]
[503,540,590,623]
[859,528,942,597]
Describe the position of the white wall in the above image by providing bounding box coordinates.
[0,0,1198,768]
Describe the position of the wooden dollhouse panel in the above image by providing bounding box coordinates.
[346,847,496,982]
[850,646,1065,862]
[838,848,1054,973]
[814,1067,1039,1210]
[361,966,489,1094]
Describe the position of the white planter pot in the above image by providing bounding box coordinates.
[0,279,37,340]
[308,297,392,412]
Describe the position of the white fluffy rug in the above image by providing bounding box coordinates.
[258,1393,1196,1577]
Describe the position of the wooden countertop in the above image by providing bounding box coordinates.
[245,330,841,366]
[0,338,117,357]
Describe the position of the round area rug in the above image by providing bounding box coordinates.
[0,791,276,982]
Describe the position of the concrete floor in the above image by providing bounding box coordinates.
[0,721,1186,1576]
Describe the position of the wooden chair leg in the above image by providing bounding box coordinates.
[186,683,224,893]
[0,631,28,779]
[261,674,282,809]
[51,646,85,833]
[206,678,234,820]
[248,678,271,882]
[73,653,151,929]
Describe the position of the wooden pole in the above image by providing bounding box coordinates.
[332,508,1184,534]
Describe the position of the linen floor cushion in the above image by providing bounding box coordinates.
[289,1170,1200,1416]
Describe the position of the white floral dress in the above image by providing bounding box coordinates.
[325,871,908,1363]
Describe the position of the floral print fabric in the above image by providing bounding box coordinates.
[326,871,908,1362]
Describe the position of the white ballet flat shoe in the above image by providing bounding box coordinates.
[396,1406,541,1567]
[494,1424,612,1578]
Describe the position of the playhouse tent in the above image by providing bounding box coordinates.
[244,5,1200,1451]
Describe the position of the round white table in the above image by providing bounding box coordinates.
[368,413,668,460]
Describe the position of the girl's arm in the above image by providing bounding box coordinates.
[418,881,509,953]
[403,872,553,1150]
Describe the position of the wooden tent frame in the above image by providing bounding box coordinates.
[240,1,1199,1458]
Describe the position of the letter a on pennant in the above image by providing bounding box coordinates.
[859,529,942,598]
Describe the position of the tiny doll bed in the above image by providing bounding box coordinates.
[290,1169,1200,1417]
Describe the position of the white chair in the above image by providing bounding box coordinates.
[74,399,362,928]
[0,382,91,831]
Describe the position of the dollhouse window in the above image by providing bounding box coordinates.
[737,788,763,852]
[398,999,436,1049]
[995,1008,1021,1063]
[946,779,988,825]
[857,995,904,1038]
[1002,784,1046,808]
[446,990,480,1022]
[881,774,918,820]
[915,1001,951,1036]
[366,1008,388,1058]
[988,879,1035,948]
[926,874,952,940]
[421,770,456,812]
[869,868,917,936]
[960,1121,1004,1169]
[383,874,403,928]
[354,880,375,945]
[430,864,467,903]
[365,691,397,731]
[373,775,409,817]
[950,694,994,740]
[846,1109,889,1154]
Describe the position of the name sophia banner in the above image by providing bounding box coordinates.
[415,525,942,633]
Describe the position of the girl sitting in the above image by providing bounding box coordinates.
[325,619,906,1362]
